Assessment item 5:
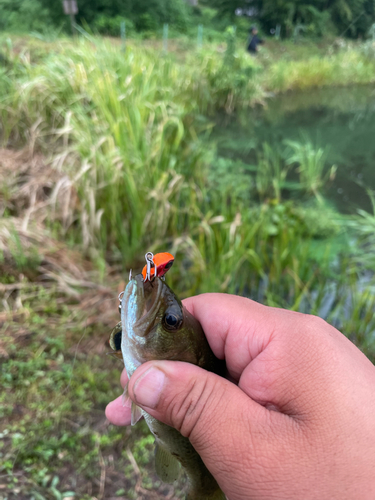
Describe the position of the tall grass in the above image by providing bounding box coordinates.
[265,49,375,92]
[0,36,265,265]
[1,39,211,263]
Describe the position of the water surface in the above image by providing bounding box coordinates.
[215,86,375,213]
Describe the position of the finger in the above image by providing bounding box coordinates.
[183,294,335,413]
[183,293,296,381]
[127,359,291,500]
[106,368,131,425]
[105,395,131,426]
[120,367,129,388]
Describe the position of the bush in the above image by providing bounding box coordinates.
[131,0,192,33]
[93,15,135,37]
[0,0,52,32]
[135,13,159,32]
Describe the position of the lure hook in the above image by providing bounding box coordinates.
[118,290,125,314]
[145,252,156,282]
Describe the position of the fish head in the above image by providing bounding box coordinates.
[120,275,209,372]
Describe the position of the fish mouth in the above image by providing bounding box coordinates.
[121,274,163,338]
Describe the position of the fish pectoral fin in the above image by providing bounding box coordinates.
[122,383,142,425]
[154,443,181,484]
[131,402,143,425]
[121,382,130,407]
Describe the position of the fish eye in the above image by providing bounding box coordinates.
[163,313,181,330]
[165,260,173,270]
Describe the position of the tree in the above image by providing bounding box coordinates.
[207,0,375,37]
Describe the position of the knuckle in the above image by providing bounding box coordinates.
[302,314,329,336]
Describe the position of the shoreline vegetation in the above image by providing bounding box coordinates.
[1,33,375,499]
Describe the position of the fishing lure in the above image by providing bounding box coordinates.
[141,252,174,282]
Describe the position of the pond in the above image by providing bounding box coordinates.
[214,85,375,214]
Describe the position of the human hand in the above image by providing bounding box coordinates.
[106,294,375,500]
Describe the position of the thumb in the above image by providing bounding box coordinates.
[128,360,275,492]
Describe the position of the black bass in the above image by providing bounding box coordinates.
[110,274,226,500]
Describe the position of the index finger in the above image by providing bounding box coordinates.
[182,293,293,381]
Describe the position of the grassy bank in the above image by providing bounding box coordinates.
[1,34,375,499]
[265,45,375,91]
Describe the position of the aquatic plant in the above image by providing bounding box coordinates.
[284,139,336,201]
[255,142,289,202]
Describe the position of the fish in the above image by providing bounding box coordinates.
[110,274,226,500]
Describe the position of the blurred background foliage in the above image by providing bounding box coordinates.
[0,0,375,38]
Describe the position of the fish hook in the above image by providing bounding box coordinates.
[118,290,124,314]
[145,252,156,282]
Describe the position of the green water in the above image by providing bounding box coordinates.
[215,86,375,213]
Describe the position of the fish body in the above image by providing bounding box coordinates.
[114,274,226,500]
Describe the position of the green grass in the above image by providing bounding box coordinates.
[263,45,375,92]
[0,286,186,499]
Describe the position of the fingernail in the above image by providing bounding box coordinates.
[132,367,165,409]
